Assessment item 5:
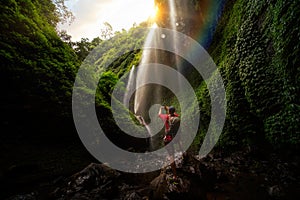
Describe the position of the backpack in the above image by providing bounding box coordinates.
[168,116,180,137]
[163,115,180,144]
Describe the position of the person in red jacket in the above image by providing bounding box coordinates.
[158,105,180,180]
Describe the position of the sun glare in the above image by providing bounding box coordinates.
[149,6,158,20]
[60,0,159,41]
[152,23,158,28]
[141,1,158,24]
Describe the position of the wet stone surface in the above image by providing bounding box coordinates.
[5,149,300,200]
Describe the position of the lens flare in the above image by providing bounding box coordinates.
[148,5,158,23]
[152,23,158,28]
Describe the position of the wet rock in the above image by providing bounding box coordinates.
[118,183,150,200]
[268,185,283,198]
[148,168,206,200]
[6,192,37,200]
[52,163,120,199]
[166,174,190,193]
[47,148,299,200]
[124,191,143,200]
[180,153,202,176]
[149,170,168,199]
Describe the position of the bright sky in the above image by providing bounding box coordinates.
[59,0,155,41]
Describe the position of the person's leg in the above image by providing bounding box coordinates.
[173,135,185,158]
[169,155,177,179]
[165,143,177,179]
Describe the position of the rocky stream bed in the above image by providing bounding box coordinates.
[4,147,299,200]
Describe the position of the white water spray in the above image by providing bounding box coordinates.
[125,0,182,150]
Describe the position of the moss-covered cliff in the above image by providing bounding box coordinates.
[208,0,299,149]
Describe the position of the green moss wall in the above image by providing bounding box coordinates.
[208,0,300,148]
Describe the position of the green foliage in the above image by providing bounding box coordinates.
[265,104,300,148]
[97,71,118,102]
[205,0,300,149]
[0,0,78,115]
[34,0,74,27]
[71,24,148,138]
[92,26,147,77]
[73,38,95,61]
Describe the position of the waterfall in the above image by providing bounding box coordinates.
[144,124,155,151]
[125,0,182,151]
[168,0,177,31]
[123,65,136,106]
[134,1,181,119]
[133,24,159,115]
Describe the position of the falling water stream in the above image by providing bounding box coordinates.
[123,65,136,106]
[124,0,182,151]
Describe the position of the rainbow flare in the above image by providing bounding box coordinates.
[195,0,226,49]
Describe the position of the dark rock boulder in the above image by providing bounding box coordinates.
[52,163,121,199]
